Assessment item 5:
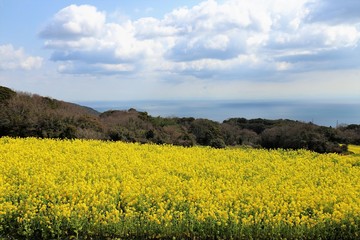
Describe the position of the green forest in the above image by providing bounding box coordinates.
[1,86,359,153]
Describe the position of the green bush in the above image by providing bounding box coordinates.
[0,86,16,102]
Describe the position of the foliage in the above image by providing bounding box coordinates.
[190,119,223,147]
[260,123,341,153]
[0,91,104,139]
[0,86,16,102]
[339,124,360,145]
[0,137,359,239]
[0,86,359,153]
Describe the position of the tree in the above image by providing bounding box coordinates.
[190,119,223,146]
[0,86,16,102]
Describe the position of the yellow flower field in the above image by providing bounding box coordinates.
[349,144,360,154]
[0,137,359,239]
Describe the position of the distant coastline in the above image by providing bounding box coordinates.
[78,100,360,127]
[1,86,357,153]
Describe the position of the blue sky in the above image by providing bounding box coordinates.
[1,0,360,103]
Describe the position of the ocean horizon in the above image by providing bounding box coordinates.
[78,100,360,127]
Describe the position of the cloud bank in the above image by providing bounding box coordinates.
[39,0,360,79]
[0,44,43,71]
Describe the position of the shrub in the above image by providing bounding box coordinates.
[0,86,16,102]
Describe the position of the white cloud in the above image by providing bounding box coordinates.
[40,5,163,74]
[40,5,105,39]
[134,17,178,39]
[269,24,360,50]
[39,1,360,79]
[0,44,43,71]
[57,61,135,75]
[323,25,360,47]
[276,61,292,71]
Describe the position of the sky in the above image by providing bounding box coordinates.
[0,0,360,103]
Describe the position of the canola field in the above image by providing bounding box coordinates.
[349,144,360,154]
[0,137,359,239]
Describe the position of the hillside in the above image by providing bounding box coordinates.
[1,85,359,153]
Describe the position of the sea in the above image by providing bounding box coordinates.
[78,100,360,127]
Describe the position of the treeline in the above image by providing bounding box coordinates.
[1,86,359,153]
